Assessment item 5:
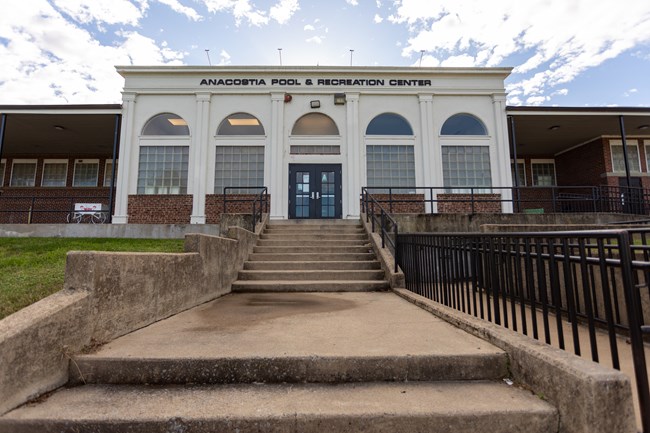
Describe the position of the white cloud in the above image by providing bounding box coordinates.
[304,24,315,31]
[270,0,299,24]
[440,54,475,67]
[376,0,382,7]
[52,0,145,25]
[306,36,323,44]
[374,14,383,24]
[526,95,550,106]
[156,0,202,21]
[0,0,186,104]
[624,88,638,97]
[218,49,231,65]
[201,0,269,26]
[390,0,650,103]
[346,0,359,5]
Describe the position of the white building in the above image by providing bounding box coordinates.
[112,66,513,223]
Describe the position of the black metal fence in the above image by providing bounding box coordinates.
[0,195,110,224]
[363,185,650,215]
[396,229,650,432]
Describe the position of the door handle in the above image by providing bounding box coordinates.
[316,192,320,200]
[311,192,315,199]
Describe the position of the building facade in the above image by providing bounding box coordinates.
[112,66,513,223]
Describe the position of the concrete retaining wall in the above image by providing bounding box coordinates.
[0,223,221,239]
[0,219,264,415]
[394,288,636,433]
[393,213,647,233]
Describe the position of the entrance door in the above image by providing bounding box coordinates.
[289,164,342,219]
[619,177,645,215]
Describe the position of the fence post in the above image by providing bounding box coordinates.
[470,188,475,214]
[381,211,385,248]
[618,231,650,433]
[389,188,393,213]
[394,221,399,273]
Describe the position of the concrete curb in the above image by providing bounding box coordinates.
[393,287,637,433]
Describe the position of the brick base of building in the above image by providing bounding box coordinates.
[363,194,426,214]
[437,194,502,213]
[206,194,271,224]
[127,195,193,224]
[0,188,111,224]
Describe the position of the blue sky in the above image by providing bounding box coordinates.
[1,0,649,106]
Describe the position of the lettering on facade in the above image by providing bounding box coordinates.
[199,78,432,87]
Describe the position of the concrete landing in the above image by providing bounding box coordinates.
[70,292,506,384]
[1,382,557,433]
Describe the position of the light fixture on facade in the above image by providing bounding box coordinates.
[310,100,321,109]
[168,118,188,126]
[53,125,65,131]
[228,118,260,126]
[284,94,292,103]
[638,124,649,130]
[548,125,560,130]
[334,93,346,105]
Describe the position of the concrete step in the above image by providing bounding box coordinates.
[248,252,378,262]
[253,245,372,254]
[0,382,558,433]
[231,280,390,292]
[237,270,386,281]
[268,219,362,226]
[257,239,369,247]
[265,226,364,232]
[260,233,368,240]
[243,261,382,270]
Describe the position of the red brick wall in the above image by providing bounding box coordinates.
[0,188,111,223]
[363,194,425,214]
[127,195,192,224]
[556,138,606,186]
[205,194,271,224]
[437,194,502,213]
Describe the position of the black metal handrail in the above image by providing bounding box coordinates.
[0,195,110,224]
[396,229,649,432]
[363,185,650,216]
[361,187,399,273]
[222,187,268,231]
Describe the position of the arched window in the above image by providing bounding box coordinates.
[142,113,189,136]
[441,113,487,135]
[291,113,339,135]
[366,113,413,135]
[217,112,265,135]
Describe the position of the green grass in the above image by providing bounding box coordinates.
[0,238,185,320]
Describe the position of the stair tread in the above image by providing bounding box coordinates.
[0,382,557,433]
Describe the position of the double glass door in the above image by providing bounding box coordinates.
[289,164,342,219]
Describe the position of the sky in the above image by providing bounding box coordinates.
[1,0,649,107]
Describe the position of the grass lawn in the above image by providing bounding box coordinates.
[0,238,185,320]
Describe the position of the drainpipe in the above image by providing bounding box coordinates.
[508,115,521,212]
[107,114,121,223]
[619,115,632,189]
[0,113,6,166]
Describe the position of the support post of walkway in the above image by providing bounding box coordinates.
[618,115,632,189]
[508,115,521,212]
[0,113,6,164]
[107,114,121,223]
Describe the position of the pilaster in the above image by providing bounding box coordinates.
[346,93,360,218]
[112,93,136,224]
[190,93,211,224]
[492,93,513,212]
[270,92,286,218]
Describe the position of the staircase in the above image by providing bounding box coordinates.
[0,219,559,433]
[232,219,390,292]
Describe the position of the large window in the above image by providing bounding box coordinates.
[214,146,264,194]
[531,160,556,186]
[611,140,640,173]
[442,146,492,191]
[366,145,415,192]
[142,113,190,136]
[217,113,264,135]
[510,159,526,186]
[137,146,189,194]
[291,113,339,135]
[73,159,99,187]
[441,113,488,136]
[42,159,68,187]
[10,160,37,187]
[366,113,413,135]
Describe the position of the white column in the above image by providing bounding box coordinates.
[418,94,435,212]
[270,92,286,219]
[190,93,211,224]
[492,93,513,212]
[345,93,361,218]
[112,93,136,224]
